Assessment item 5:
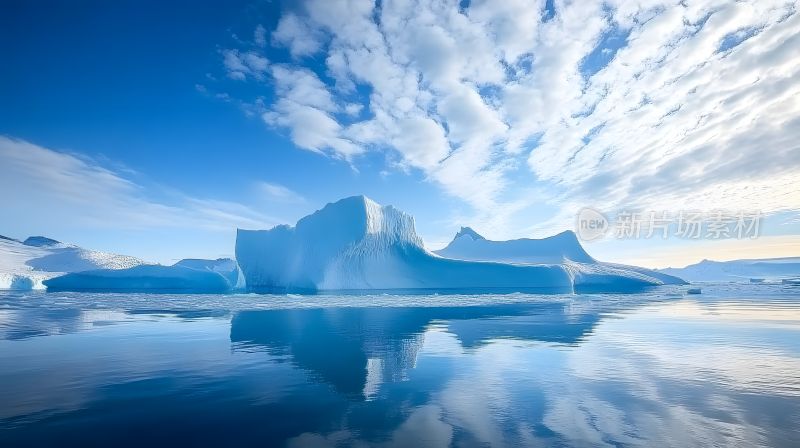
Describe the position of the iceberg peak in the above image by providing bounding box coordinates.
[453,227,485,242]
[23,236,77,248]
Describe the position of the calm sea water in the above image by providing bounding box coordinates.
[1,283,799,447]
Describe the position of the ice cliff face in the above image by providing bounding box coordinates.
[238,196,429,291]
[236,196,666,292]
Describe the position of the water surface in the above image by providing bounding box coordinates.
[1,283,799,447]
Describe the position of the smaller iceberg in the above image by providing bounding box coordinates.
[43,264,234,290]
[433,227,687,287]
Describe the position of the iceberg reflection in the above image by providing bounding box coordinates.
[0,287,799,447]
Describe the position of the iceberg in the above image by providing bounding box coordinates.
[660,258,800,282]
[434,228,595,264]
[236,196,672,293]
[433,227,687,287]
[43,264,232,290]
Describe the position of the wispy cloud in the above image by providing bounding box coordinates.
[272,13,324,58]
[221,49,269,81]
[256,181,306,204]
[0,136,281,232]
[223,0,800,239]
[254,24,267,47]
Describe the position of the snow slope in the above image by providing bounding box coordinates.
[236,196,666,293]
[433,228,686,286]
[0,236,150,289]
[659,258,800,282]
[43,265,232,290]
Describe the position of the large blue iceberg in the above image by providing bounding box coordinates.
[236,196,685,293]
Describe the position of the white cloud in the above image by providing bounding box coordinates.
[272,13,324,58]
[263,66,362,157]
[222,49,269,81]
[195,84,207,92]
[225,0,800,239]
[257,181,306,203]
[344,103,363,116]
[254,24,267,47]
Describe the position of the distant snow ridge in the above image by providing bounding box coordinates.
[236,196,670,293]
[660,258,800,282]
[23,236,77,249]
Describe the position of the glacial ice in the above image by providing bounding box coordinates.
[173,257,246,289]
[434,228,687,286]
[43,264,233,290]
[434,228,596,264]
[236,196,671,293]
[0,234,246,290]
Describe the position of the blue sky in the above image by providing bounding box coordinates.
[1,0,799,267]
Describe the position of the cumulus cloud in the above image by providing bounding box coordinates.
[222,49,269,81]
[262,66,361,157]
[272,13,324,58]
[344,103,363,116]
[227,0,800,238]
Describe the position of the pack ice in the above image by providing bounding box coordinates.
[236,196,685,293]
